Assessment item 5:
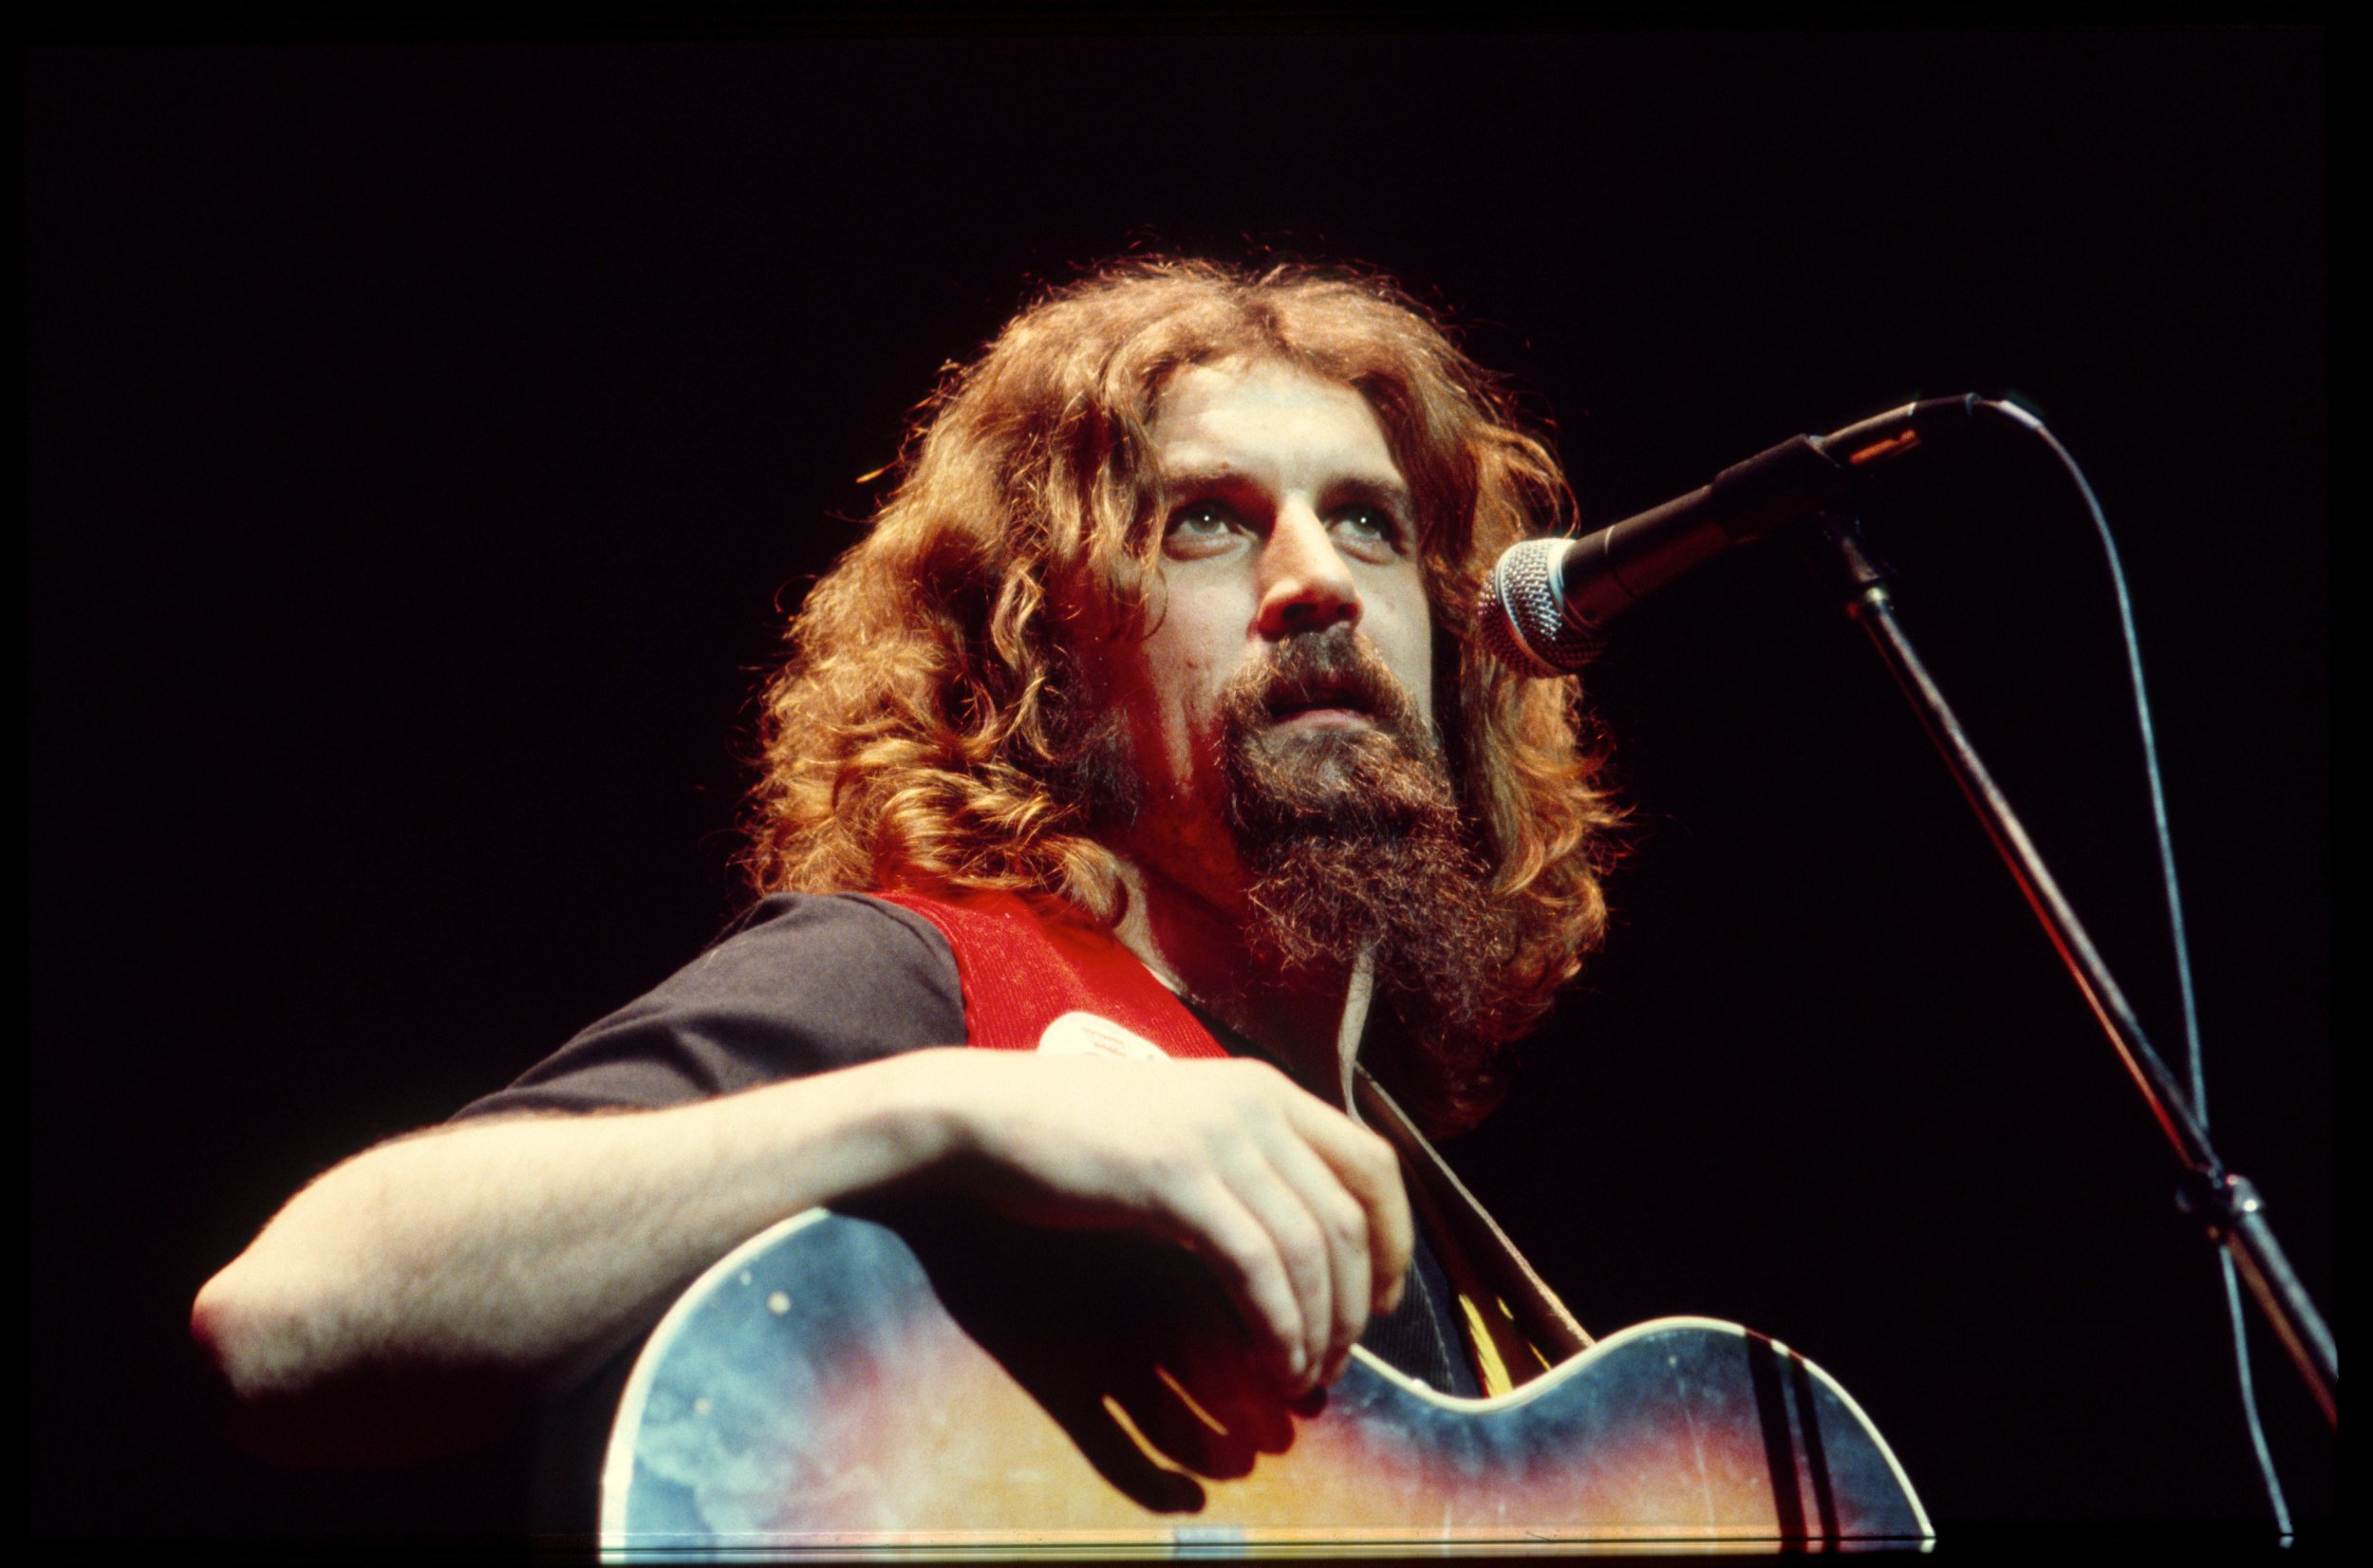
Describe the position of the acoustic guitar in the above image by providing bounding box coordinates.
[599,1205,1931,1552]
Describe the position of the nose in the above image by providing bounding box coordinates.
[1253,503,1360,642]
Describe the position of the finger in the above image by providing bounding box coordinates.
[1253,1130,1372,1386]
[1281,1095,1415,1317]
[1203,1136,1335,1393]
[1159,1174,1310,1389]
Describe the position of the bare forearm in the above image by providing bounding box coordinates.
[191,1049,969,1461]
[192,1047,1412,1464]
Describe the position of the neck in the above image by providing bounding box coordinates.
[1105,852,1371,1108]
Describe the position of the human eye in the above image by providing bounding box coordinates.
[1165,498,1243,556]
[1332,503,1407,557]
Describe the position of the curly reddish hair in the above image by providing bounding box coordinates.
[743,259,1620,1082]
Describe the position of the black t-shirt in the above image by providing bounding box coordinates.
[462,891,1482,1526]
[454,892,966,1121]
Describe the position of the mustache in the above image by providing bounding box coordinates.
[1217,626,1431,745]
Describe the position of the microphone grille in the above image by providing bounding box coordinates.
[1475,537,1592,676]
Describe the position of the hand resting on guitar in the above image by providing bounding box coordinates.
[191,1045,1411,1466]
[931,1050,1412,1393]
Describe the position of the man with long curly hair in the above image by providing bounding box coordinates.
[193,260,1619,1478]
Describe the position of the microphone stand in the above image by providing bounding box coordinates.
[1804,511,2337,1427]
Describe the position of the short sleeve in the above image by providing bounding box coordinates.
[449,892,965,1121]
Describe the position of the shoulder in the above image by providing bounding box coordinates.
[452,892,965,1120]
[679,891,959,997]
[622,889,967,1057]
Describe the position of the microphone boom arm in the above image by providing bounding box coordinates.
[1479,396,1985,675]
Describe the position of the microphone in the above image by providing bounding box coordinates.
[1476,395,1986,675]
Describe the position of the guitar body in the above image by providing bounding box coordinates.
[601,1209,1931,1552]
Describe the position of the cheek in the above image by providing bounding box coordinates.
[1376,581,1437,725]
[1408,626,1437,726]
[1140,597,1239,728]
[1143,636,1224,744]
[1097,627,1216,799]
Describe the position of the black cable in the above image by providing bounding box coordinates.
[1986,401,2293,1539]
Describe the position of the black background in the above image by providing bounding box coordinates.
[29,24,2328,1544]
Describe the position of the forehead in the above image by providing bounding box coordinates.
[1147,360,1404,486]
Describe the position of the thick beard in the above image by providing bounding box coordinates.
[1217,629,1517,1119]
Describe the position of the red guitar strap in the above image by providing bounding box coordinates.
[871,887,1228,1060]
